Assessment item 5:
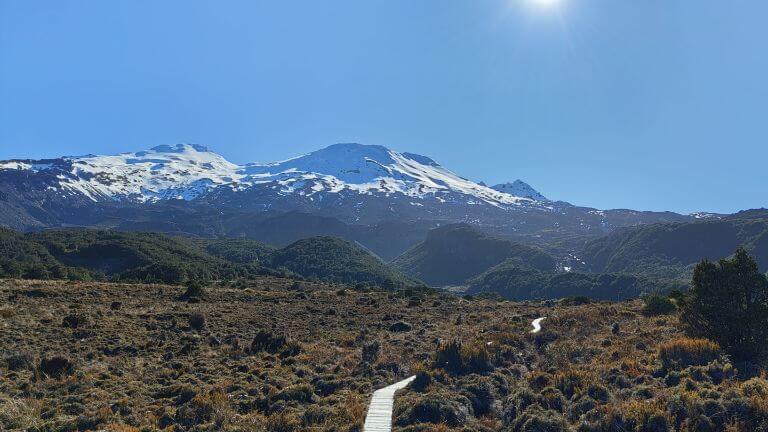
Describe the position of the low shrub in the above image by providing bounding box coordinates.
[182,280,205,299]
[38,356,74,378]
[188,312,205,331]
[432,341,492,375]
[251,330,288,354]
[659,338,720,369]
[642,294,677,316]
[396,394,470,427]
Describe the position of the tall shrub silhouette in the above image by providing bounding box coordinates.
[680,248,768,360]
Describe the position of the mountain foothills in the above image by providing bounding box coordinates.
[0,229,417,288]
[392,223,556,286]
[581,211,768,278]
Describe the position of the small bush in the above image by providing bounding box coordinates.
[554,370,593,399]
[361,340,380,364]
[62,313,88,328]
[189,313,206,331]
[507,407,569,432]
[274,384,315,403]
[251,330,300,357]
[38,356,74,378]
[412,370,432,392]
[461,378,495,416]
[659,337,720,369]
[182,280,206,299]
[433,341,492,375]
[396,394,469,427]
[642,294,677,316]
[560,296,592,306]
[389,321,412,332]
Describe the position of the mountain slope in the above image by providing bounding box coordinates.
[0,143,533,207]
[0,229,417,288]
[269,236,419,287]
[466,260,686,301]
[392,223,556,286]
[580,215,768,278]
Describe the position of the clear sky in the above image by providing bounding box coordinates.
[1,1,766,214]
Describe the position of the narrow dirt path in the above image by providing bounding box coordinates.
[363,375,416,432]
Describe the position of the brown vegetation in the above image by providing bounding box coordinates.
[0,278,766,431]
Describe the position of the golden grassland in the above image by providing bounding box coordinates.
[0,279,766,431]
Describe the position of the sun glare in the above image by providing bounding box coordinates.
[529,0,560,9]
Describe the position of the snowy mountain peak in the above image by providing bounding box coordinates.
[492,180,547,201]
[242,143,530,206]
[148,143,212,154]
[0,143,540,208]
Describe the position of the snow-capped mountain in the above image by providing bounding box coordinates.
[492,180,547,201]
[0,143,539,207]
[0,142,692,246]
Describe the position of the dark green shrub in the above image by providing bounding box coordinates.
[681,248,768,360]
[188,313,205,331]
[38,356,74,378]
[183,280,206,299]
[642,294,677,316]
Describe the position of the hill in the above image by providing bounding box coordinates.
[392,223,556,286]
[580,217,768,279]
[466,258,687,301]
[270,236,418,288]
[0,229,417,288]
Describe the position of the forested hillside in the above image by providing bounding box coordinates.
[0,229,417,288]
[271,236,418,288]
[392,223,556,286]
[580,216,768,279]
[466,258,687,301]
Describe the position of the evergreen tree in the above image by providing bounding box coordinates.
[681,248,768,360]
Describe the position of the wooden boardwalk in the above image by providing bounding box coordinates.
[362,317,545,431]
[531,317,546,333]
[362,375,416,432]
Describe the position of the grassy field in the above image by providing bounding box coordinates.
[0,279,766,431]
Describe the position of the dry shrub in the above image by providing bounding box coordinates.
[591,400,669,431]
[265,411,301,432]
[101,424,141,432]
[176,387,233,427]
[433,340,492,375]
[553,369,594,399]
[332,392,366,428]
[659,338,720,369]
[0,398,45,430]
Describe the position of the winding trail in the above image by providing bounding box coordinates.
[362,317,547,431]
[531,317,546,333]
[363,375,416,432]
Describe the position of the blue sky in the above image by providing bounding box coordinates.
[1,1,766,214]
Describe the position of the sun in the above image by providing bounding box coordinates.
[529,0,561,9]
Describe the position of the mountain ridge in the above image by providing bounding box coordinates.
[0,143,696,253]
